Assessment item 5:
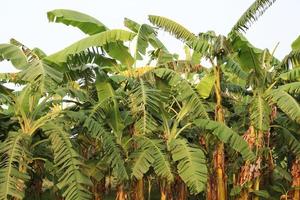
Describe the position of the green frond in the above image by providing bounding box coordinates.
[184,45,192,61]
[158,60,193,73]
[3,39,62,93]
[189,39,211,54]
[130,145,155,180]
[221,82,248,94]
[43,123,92,200]
[279,68,300,81]
[18,60,63,93]
[276,112,300,134]
[133,113,158,135]
[250,95,271,131]
[229,32,263,72]
[47,9,107,35]
[9,38,39,63]
[65,68,96,91]
[124,18,157,61]
[45,29,135,64]
[13,85,46,123]
[230,0,276,33]
[223,58,248,80]
[292,35,300,51]
[274,126,300,156]
[2,40,63,92]
[95,74,124,136]
[0,44,28,69]
[129,79,161,135]
[133,24,155,60]
[82,115,128,181]
[170,138,207,194]
[195,72,215,99]
[148,15,196,42]
[148,16,211,54]
[95,73,117,102]
[191,50,202,65]
[32,47,47,59]
[273,166,292,182]
[279,50,300,70]
[0,86,13,108]
[0,132,30,200]
[123,18,140,33]
[267,90,300,123]
[47,10,134,67]
[104,42,135,67]
[154,68,209,119]
[131,136,173,182]
[193,119,256,161]
[278,82,300,94]
[153,49,177,66]
[66,50,117,71]
[55,83,89,102]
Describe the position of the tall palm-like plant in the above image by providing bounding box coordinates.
[0,40,110,200]
[220,34,300,199]
[147,1,281,199]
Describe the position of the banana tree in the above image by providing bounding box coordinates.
[0,32,132,200]
[0,39,104,200]
[276,35,300,199]
[146,1,283,199]
[211,32,300,199]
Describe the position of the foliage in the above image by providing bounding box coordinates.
[1,1,299,199]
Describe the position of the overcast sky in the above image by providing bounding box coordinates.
[0,0,299,72]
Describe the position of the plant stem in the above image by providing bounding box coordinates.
[213,63,226,200]
[116,184,127,200]
[160,181,167,200]
[253,177,260,200]
[177,177,187,200]
[291,159,300,200]
[136,179,145,200]
[147,177,152,200]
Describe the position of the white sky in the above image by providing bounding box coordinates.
[0,0,299,72]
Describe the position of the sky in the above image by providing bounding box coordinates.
[0,0,299,72]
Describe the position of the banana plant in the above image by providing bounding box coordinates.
[146,1,282,199]
[0,41,96,200]
[215,34,300,199]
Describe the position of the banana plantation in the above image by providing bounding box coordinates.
[1,0,300,199]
